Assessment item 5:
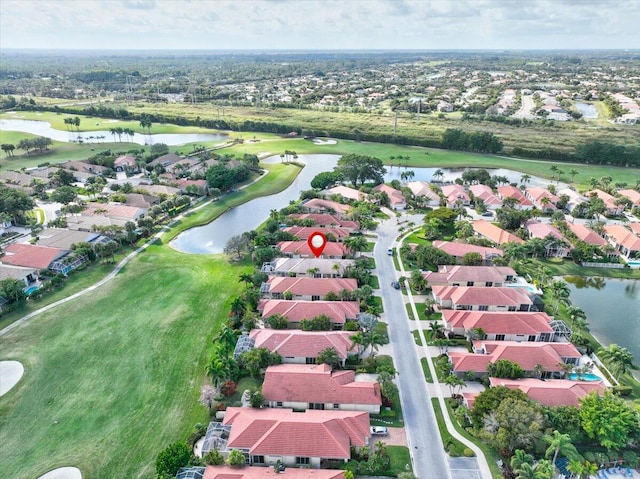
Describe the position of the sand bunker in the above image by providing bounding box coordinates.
[38,467,82,479]
[0,360,24,397]
[312,138,337,145]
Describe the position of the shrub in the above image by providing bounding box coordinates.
[583,451,596,463]
[463,448,475,457]
[203,449,224,465]
[612,385,632,396]
[220,380,237,397]
[623,451,638,467]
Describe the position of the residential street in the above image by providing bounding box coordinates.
[373,212,452,479]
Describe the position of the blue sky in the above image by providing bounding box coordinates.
[1,0,639,50]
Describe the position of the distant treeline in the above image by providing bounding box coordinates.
[13,103,640,167]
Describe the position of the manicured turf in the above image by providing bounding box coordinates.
[387,445,412,475]
[0,246,249,479]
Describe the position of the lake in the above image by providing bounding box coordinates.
[566,276,640,361]
[171,153,561,254]
[574,102,598,119]
[0,118,228,146]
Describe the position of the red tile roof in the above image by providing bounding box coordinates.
[423,265,515,285]
[526,221,566,241]
[525,187,559,206]
[287,214,359,230]
[2,243,66,269]
[259,300,360,324]
[266,277,357,296]
[489,378,605,407]
[372,184,406,206]
[604,225,640,252]
[498,185,533,206]
[278,241,349,257]
[222,407,369,459]
[619,189,640,206]
[449,341,581,373]
[203,466,346,479]
[441,184,470,204]
[432,286,532,307]
[469,185,502,206]
[565,222,607,246]
[472,220,524,245]
[442,310,554,335]
[249,329,356,359]
[283,226,351,240]
[432,240,504,259]
[262,363,382,406]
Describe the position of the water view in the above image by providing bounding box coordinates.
[566,276,640,360]
[0,118,228,146]
[574,102,598,119]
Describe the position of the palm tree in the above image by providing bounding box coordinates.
[550,165,559,181]
[548,280,571,315]
[444,373,465,397]
[566,306,589,332]
[569,169,579,182]
[520,174,531,186]
[344,236,368,256]
[229,297,247,320]
[429,321,445,339]
[514,462,548,479]
[510,449,534,471]
[433,169,444,183]
[567,459,598,479]
[597,344,636,378]
[214,325,239,357]
[544,430,578,468]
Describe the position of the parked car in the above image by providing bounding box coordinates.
[387,248,394,255]
[370,426,388,436]
[481,211,494,217]
[392,281,400,290]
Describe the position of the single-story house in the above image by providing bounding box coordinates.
[35,228,107,250]
[1,243,83,276]
[300,199,350,215]
[472,220,524,245]
[261,258,355,278]
[556,188,587,213]
[497,185,534,209]
[565,222,608,247]
[114,155,139,173]
[423,265,516,287]
[618,189,640,207]
[525,221,572,257]
[277,241,350,259]
[442,310,555,342]
[260,277,358,301]
[406,182,440,206]
[287,214,359,232]
[66,214,130,232]
[525,187,559,212]
[469,184,502,210]
[322,185,369,202]
[258,299,360,329]
[123,193,161,209]
[432,285,534,311]
[0,264,39,290]
[586,189,624,216]
[83,202,146,221]
[448,340,582,378]
[441,185,470,208]
[431,241,504,264]
[135,184,181,196]
[486,377,605,407]
[149,153,182,168]
[249,329,356,366]
[59,160,107,175]
[372,184,406,210]
[262,363,381,413]
[283,226,351,242]
[214,407,370,467]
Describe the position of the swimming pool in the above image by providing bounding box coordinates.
[24,285,40,295]
[568,373,602,382]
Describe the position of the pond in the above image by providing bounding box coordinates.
[0,118,228,146]
[565,276,640,361]
[171,153,561,254]
[574,102,598,119]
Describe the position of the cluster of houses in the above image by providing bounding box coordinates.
[422,264,606,408]
[191,209,387,469]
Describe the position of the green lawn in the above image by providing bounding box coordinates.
[421,357,434,383]
[0,246,250,479]
[387,445,412,475]
[519,258,640,280]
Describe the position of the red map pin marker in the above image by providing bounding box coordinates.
[308,231,327,258]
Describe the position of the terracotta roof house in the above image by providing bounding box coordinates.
[283,226,351,242]
[258,300,360,329]
[1,243,72,272]
[83,202,146,221]
[199,466,347,479]
[604,225,640,260]
[322,185,369,202]
[217,407,370,467]
[262,363,381,413]
[525,221,572,257]
[176,179,209,196]
[441,184,471,208]
[301,198,350,215]
[249,329,356,365]
[448,340,581,378]
[497,185,534,209]
[372,184,406,210]
[488,378,605,407]
[469,184,502,209]
[525,187,559,212]
[432,241,504,263]
[432,285,534,311]
[618,189,640,207]
[278,241,350,259]
[406,182,440,206]
[442,310,555,342]
[423,265,516,287]
[586,189,624,216]
[261,258,355,278]
[287,214,359,232]
[629,223,640,236]
[472,220,524,245]
[261,277,358,301]
[114,155,138,173]
[565,222,607,247]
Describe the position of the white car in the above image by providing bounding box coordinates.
[370,426,388,436]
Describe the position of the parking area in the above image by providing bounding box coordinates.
[448,457,482,479]
[372,426,407,447]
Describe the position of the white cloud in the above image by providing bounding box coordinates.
[1,0,638,50]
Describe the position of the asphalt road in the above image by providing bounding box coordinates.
[374,212,452,479]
